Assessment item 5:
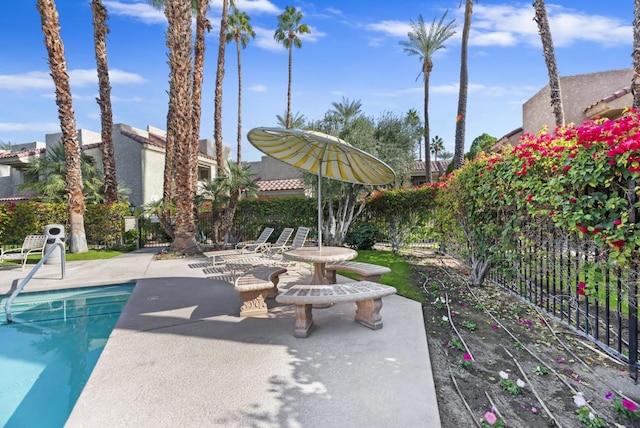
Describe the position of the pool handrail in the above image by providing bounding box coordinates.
[5,241,65,323]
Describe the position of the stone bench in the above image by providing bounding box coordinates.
[324,261,391,284]
[234,266,287,317]
[275,281,397,337]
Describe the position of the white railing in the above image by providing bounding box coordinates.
[5,242,66,323]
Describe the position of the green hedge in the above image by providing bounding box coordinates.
[0,201,129,246]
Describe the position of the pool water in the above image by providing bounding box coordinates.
[0,284,133,428]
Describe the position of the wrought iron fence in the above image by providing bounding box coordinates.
[444,220,640,381]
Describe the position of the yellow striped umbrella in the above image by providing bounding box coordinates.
[247,127,396,248]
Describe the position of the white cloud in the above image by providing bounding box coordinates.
[324,7,343,17]
[103,1,166,24]
[247,84,267,92]
[0,122,60,132]
[234,0,280,14]
[253,26,283,51]
[366,20,411,38]
[471,3,632,48]
[0,69,146,91]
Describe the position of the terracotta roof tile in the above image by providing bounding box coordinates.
[412,160,451,174]
[584,86,632,113]
[121,130,215,160]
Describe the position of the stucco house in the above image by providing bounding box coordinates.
[495,68,633,148]
[0,123,221,207]
[245,155,307,199]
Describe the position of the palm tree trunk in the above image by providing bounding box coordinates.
[423,61,432,183]
[533,0,565,127]
[91,0,118,203]
[214,0,229,171]
[236,37,242,165]
[633,0,640,109]
[286,41,293,129]
[165,0,198,254]
[191,0,209,199]
[454,0,472,170]
[37,0,88,253]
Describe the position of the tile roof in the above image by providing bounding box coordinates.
[257,178,305,192]
[0,147,46,160]
[412,160,451,174]
[584,86,632,113]
[121,130,216,161]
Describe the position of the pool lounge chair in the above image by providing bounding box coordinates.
[204,227,274,266]
[1,234,47,271]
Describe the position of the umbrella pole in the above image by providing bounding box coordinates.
[317,168,322,250]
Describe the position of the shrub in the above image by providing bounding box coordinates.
[345,223,378,250]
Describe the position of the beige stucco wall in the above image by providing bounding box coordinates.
[523,68,632,135]
[247,155,303,181]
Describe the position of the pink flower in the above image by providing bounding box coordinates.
[569,197,577,204]
[623,399,637,411]
[484,411,497,424]
[610,240,625,250]
[614,219,622,226]
[604,392,613,400]
[463,353,472,361]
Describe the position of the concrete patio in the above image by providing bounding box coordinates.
[0,248,441,428]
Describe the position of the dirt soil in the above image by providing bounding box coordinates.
[403,248,640,428]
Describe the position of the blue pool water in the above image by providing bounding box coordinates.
[0,284,133,428]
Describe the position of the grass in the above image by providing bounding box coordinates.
[3,249,129,268]
[343,249,425,303]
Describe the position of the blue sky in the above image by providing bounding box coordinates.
[0,0,634,162]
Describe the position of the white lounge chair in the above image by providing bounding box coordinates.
[1,235,47,271]
[204,227,274,266]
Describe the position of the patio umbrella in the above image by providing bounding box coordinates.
[246,127,396,249]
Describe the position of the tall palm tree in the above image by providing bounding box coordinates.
[36,0,88,253]
[226,6,255,166]
[276,111,306,128]
[214,0,230,171]
[400,12,455,183]
[190,0,211,202]
[274,6,311,129]
[329,97,362,127]
[405,108,422,160]
[431,135,445,161]
[533,0,565,127]
[148,0,211,236]
[633,0,640,109]
[91,0,118,203]
[164,0,197,254]
[453,0,473,170]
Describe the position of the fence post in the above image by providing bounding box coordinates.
[628,178,638,382]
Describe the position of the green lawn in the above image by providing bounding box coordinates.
[3,249,129,268]
[340,249,424,303]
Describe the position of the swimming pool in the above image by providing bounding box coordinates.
[0,284,134,428]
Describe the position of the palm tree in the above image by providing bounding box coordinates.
[453,0,473,170]
[533,0,565,127]
[36,0,88,253]
[190,0,212,202]
[274,6,311,129]
[91,0,118,203]
[431,135,445,161]
[276,111,306,129]
[214,0,230,171]
[164,0,197,254]
[219,161,259,238]
[439,150,454,160]
[329,97,362,128]
[19,143,107,203]
[226,6,255,165]
[405,108,422,160]
[148,0,212,237]
[633,0,640,109]
[400,12,455,184]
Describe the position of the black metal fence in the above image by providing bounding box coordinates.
[444,220,640,381]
